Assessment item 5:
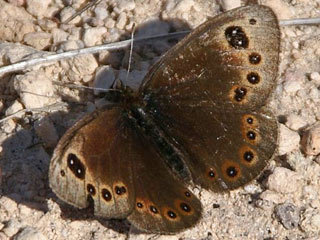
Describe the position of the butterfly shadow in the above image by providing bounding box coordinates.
[0,17,192,235]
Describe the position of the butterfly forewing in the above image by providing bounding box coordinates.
[49,107,136,218]
[140,5,279,191]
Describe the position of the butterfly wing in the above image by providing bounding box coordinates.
[140,5,279,191]
[49,107,136,218]
[49,106,201,233]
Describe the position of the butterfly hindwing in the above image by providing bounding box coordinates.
[49,106,202,233]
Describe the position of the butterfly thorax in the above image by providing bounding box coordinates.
[112,90,189,181]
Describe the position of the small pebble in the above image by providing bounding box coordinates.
[266,167,301,194]
[220,0,241,10]
[310,72,320,84]
[23,32,52,50]
[116,12,127,29]
[278,124,300,155]
[285,113,307,131]
[82,27,107,47]
[301,123,320,155]
[274,202,300,230]
[26,0,51,17]
[13,227,47,240]
[300,208,320,233]
[5,100,24,116]
[2,220,21,237]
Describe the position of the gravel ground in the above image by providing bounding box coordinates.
[1,0,320,239]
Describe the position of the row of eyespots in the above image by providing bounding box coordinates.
[204,114,260,183]
[207,164,241,181]
[135,193,193,220]
[242,114,259,166]
[224,18,262,103]
[86,184,127,201]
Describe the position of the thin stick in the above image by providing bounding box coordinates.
[1,17,320,76]
[53,81,119,92]
[127,23,136,81]
[280,17,320,26]
[0,102,68,123]
[0,31,188,75]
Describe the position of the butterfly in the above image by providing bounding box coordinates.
[49,4,279,234]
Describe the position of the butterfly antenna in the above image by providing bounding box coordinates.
[125,22,136,90]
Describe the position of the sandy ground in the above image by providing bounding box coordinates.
[1,0,320,239]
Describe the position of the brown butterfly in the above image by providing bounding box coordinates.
[49,4,279,234]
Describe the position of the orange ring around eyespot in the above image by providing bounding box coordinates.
[205,166,218,181]
[174,199,194,216]
[221,160,242,182]
[161,206,181,222]
[239,145,258,167]
[241,114,259,128]
[229,85,249,105]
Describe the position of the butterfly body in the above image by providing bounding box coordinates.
[49,5,280,234]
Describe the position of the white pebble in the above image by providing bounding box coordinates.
[310,72,320,84]
[14,227,47,240]
[2,220,21,237]
[300,209,320,233]
[59,6,81,24]
[51,28,69,43]
[278,124,300,155]
[82,27,107,47]
[220,0,241,10]
[94,6,109,20]
[285,113,307,131]
[266,167,302,194]
[301,123,320,155]
[5,100,23,116]
[116,0,136,12]
[13,71,56,109]
[23,32,52,50]
[116,12,127,29]
[26,0,52,18]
